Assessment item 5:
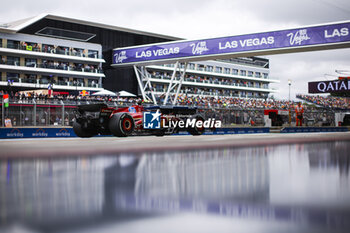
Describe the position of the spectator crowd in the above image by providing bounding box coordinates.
[297,94,350,110]
[1,89,350,110]
[0,90,141,105]
[173,95,295,109]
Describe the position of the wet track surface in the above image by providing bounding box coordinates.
[1,136,350,232]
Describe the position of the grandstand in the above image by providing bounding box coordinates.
[297,94,350,110]
[1,89,346,128]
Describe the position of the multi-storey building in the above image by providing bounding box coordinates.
[0,14,278,99]
[0,33,104,93]
[147,57,277,99]
[0,14,176,95]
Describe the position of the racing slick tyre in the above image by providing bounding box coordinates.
[109,112,135,137]
[73,121,95,138]
[187,114,205,136]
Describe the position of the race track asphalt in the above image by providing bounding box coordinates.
[1,132,350,158]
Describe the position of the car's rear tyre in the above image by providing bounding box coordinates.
[188,114,205,136]
[154,129,166,137]
[73,121,95,138]
[109,113,135,137]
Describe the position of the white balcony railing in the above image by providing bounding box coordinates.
[0,64,105,78]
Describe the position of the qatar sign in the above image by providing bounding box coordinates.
[112,21,350,67]
[308,79,350,93]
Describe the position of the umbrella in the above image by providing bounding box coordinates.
[92,89,117,96]
[118,90,136,97]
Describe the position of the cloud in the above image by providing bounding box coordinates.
[270,48,350,99]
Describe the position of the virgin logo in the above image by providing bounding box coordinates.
[190,41,209,55]
[114,51,127,63]
[287,29,311,45]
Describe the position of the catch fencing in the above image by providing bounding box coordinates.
[0,99,340,127]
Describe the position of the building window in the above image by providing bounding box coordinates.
[205,65,213,72]
[224,68,230,74]
[83,64,97,72]
[35,27,96,42]
[7,40,20,49]
[7,73,19,82]
[188,63,195,70]
[0,39,2,48]
[215,67,222,73]
[263,73,268,79]
[73,78,84,87]
[240,70,246,76]
[248,71,253,77]
[232,69,238,75]
[255,72,261,78]
[42,44,55,53]
[154,72,160,78]
[6,56,20,66]
[155,84,163,92]
[56,46,69,55]
[58,77,69,86]
[197,64,205,71]
[40,75,51,84]
[42,59,54,69]
[25,58,37,67]
[21,41,40,51]
[70,48,85,57]
[73,63,84,71]
[88,50,98,58]
[88,79,98,87]
[24,74,37,84]
[57,62,69,70]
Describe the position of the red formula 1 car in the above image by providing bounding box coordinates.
[73,104,205,137]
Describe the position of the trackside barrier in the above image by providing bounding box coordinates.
[0,127,270,139]
[0,127,347,139]
[280,127,348,133]
[176,127,270,136]
[0,128,76,139]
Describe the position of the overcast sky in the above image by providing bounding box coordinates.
[1,0,350,99]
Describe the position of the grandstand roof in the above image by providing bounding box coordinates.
[0,13,181,41]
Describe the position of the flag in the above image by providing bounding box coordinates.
[79,90,89,96]
[3,94,9,108]
[48,83,52,97]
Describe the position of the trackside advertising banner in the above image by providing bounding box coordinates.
[112,22,350,66]
[308,79,350,93]
[0,127,270,139]
[0,128,76,138]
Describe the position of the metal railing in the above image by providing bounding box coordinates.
[1,42,101,59]
[0,61,104,74]
[0,98,340,128]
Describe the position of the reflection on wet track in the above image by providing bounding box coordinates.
[1,141,350,233]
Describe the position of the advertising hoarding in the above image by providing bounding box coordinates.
[112,21,350,67]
